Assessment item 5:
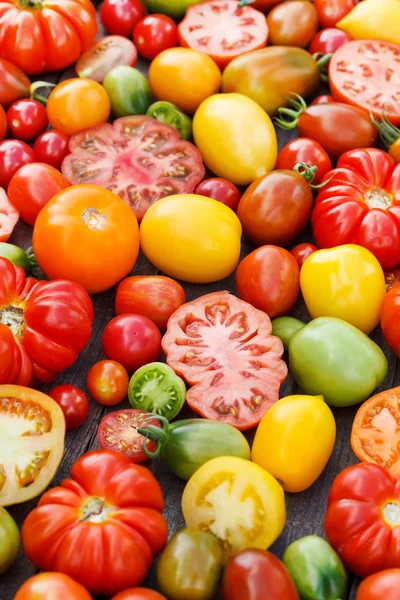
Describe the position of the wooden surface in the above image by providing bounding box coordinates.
[1,3,394,598]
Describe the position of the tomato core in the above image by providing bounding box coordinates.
[0,306,25,337]
[382,501,400,526]
[80,497,115,523]
[82,208,107,230]
[364,186,393,209]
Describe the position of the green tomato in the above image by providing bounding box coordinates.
[0,507,20,575]
[103,65,152,117]
[128,362,186,420]
[283,536,347,600]
[272,316,388,407]
[157,528,224,600]
[145,0,206,20]
[146,101,192,140]
[138,416,251,480]
[0,243,35,274]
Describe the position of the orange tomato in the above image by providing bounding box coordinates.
[14,572,93,600]
[32,185,140,294]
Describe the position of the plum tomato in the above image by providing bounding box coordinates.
[314,0,357,28]
[309,28,352,55]
[49,385,89,431]
[33,130,70,170]
[0,106,6,142]
[290,243,318,268]
[6,99,48,142]
[100,0,146,37]
[62,116,205,222]
[276,138,332,185]
[310,94,335,105]
[236,246,300,318]
[102,315,162,373]
[116,276,186,330]
[76,36,138,83]
[111,590,167,600]
[134,15,178,61]
[267,0,318,48]
[87,360,129,406]
[0,506,20,575]
[0,140,36,188]
[0,188,19,243]
[14,573,93,600]
[194,178,241,212]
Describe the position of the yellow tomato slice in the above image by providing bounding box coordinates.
[0,385,65,506]
[182,456,285,561]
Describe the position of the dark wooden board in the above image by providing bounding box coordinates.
[0,3,396,598]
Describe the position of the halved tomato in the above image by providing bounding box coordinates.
[0,188,19,243]
[76,36,138,83]
[0,385,65,507]
[385,269,400,291]
[162,291,288,431]
[62,116,205,222]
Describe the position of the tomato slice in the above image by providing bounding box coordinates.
[76,36,138,83]
[0,385,65,506]
[162,291,288,431]
[384,269,400,291]
[178,0,269,70]
[329,40,400,125]
[0,188,19,243]
[62,116,205,222]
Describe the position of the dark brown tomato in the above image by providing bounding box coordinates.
[267,1,318,48]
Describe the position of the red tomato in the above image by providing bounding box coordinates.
[134,15,178,61]
[178,0,269,70]
[49,385,89,431]
[21,450,168,595]
[33,130,70,170]
[8,163,70,226]
[0,58,30,107]
[116,276,186,330]
[111,589,167,600]
[237,171,314,246]
[0,188,19,242]
[267,0,318,48]
[276,138,332,185]
[102,315,162,373]
[162,291,288,430]
[222,549,299,600]
[100,0,146,37]
[312,148,400,269]
[194,178,241,212]
[97,409,160,462]
[309,28,352,55]
[310,94,335,105]
[236,246,300,319]
[356,570,400,600]
[87,360,129,406]
[7,99,48,142]
[0,105,6,141]
[381,284,400,357]
[314,0,357,28]
[76,36,138,83]
[0,140,36,188]
[250,0,281,11]
[330,40,400,125]
[15,572,93,600]
[290,243,318,268]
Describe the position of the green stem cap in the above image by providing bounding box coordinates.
[274,94,308,130]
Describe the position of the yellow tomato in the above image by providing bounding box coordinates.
[140,194,242,283]
[182,456,285,561]
[337,0,400,46]
[252,395,336,493]
[148,48,221,115]
[300,245,386,334]
[193,93,277,186]
[47,78,111,136]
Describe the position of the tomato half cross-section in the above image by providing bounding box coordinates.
[22,449,168,596]
[162,291,288,431]
[0,385,65,507]
[62,116,205,222]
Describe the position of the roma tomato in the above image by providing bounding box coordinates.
[87,360,129,406]
[100,0,145,37]
[102,315,162,373]
[15,573,93,600]
[134,15,178,61]
[0,507,20,574]
[112,591,166,600]
[267,0,318,48]
[0,0,97,75]
[0,58,30,107]
[277,138,332,185]
[194,178,241,212]
[0,188,19,242]
[381,284,400,357]
[309,28,352,55]
[314,0,357,28]
[76,36,138,82]
[291,243,318,268]
[8,163,69,226]
[21,450,168,595]
[0,106,6,142]
[48,385,89,431]
[236,246,300,319]
[116,276,186,330]
[0,140,36,188]
[33,130,70,170]
[7,99,48,142]
[356,570,400,600]
[32,185,140,294]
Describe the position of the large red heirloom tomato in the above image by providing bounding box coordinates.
[0,257,93,385]
[22,450,168,596]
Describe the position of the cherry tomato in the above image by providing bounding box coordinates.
[309,28,352,55]
[100,0,146,37]
[111,590,167,600]
[194,178,241,212]
[276,138,332,185]
[356,569,400,600]
[0,140,36,188]
[134,15,178,61]
[267,0,318,48]
[290,243,318,268]
[314,0,357,28]
[33,130,70,170]
[0,106,6,142]
[311,95,335,105]
[102,315,162,373]
[49,385,89,431]
[87,360,129,406]
[6,99,48,142]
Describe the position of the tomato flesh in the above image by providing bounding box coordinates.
[76,36,138,83]
[0,188,19,243]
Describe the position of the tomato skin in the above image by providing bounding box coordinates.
[101,0,146,37]
[381,285,400,357]
[48,384,89,431]
[7,99,48,142]
[356,570,400,600]
[134,15,178,61]
[0,188,19,243]
[277,138,332,185]
[33,130,70,170]
[314,0,357,28]
[309,28,352,55]
[194,178,241,212]
[0,58,30,107]
[87,360,129,406]
[310,94,335,105]
[267,1,318,48]
[112,591,166,600]
[15,573,93,600]
[0,507,20,574]
[290,243,318,268]
[0,140,36,188]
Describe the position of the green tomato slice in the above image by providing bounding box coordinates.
[128,362,186,420]
[147,101,192,140]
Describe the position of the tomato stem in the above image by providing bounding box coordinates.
[30,81,55,105]
[137,416,170,459]
[313,52,333,83]
[370,113,400,148]
[293,162,317,185]
[274,94,307,130]
[26,247,38,272]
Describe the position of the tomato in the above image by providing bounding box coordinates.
[290,243,318,268]
[194,178,241,212]
[381,284,400,357]
[309,28,352,55]
[0,106,6,141]
[87,360,129,406]
[33,130,70,170]
[140,194,241,283]
[22,450,168,595]
[329,40,400,125]
[0,188,19,242]
[103,65,152,118]
[134,15,178,61]
[98,409,159,462]
[146,0,206,20]
[148,47,221,115]
[0,0,97,75]
[314,0,357,28]
[47,78,111,136]
[32,185,140,294]
[163,291,287,430]
[178,0,268,70]
[8,163,69,226]
[146,101,192,140]
[112,591,166,600]
[0,242,33,274]
[48,385,89,431]
[15,573,93,600]
[384,269,400,291]
[337,0,400,47]
[222,549,299,600]
[236,246,300,319]
[62,116,205,222]
[102,315,162,373]
[0,58,30,107]
[277,138,332,185]
[100,0,145,37]
[0,507,20,574]
[267,0,318,48]
[182,456,286,561]
[6,99,47,142]
[311,94,335,105]
[312,148,400,269]
[250,0,281,10]
[356,570,400,600]
[0,140,36,188]
[76,36,137,83]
